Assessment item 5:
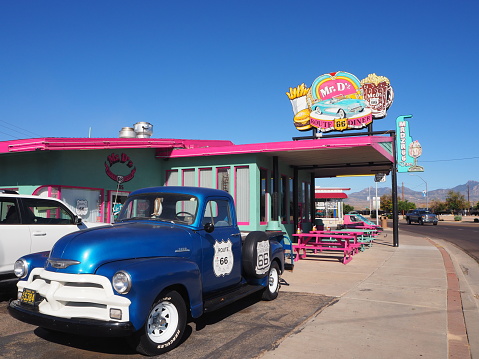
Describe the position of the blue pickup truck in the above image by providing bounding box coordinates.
[8,186,285,356]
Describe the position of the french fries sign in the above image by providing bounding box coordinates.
[287,71,393,133]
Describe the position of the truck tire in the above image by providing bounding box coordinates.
[243,231,272,279]
[262,261,280,301]
[131,290,187,356]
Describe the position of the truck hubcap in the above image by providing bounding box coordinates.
[269,267,278,292]
[147,301,179,343]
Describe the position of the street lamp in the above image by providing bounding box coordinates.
[409,174,428,209]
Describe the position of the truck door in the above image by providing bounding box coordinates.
[199,198,242,294]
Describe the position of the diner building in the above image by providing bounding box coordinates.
[0,125,397,240]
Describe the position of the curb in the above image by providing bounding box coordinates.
[427,238,471,359]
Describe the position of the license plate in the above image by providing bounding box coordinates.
[20,288,37,305]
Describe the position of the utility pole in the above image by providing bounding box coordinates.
[467,184,470,215]
[409,174,428,210]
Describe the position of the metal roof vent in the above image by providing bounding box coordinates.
[134,122,153,138]
[119,127,136,138]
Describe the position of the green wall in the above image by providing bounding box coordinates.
[0,148,163,194]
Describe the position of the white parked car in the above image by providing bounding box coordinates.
[0,190,107,282]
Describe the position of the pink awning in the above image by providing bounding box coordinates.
[315,193,348,199]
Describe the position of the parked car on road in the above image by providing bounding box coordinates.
[0,190,106,282]
[405,209,438,225]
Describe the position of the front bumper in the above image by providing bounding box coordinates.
[8,300,135,337]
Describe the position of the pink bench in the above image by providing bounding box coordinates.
[292,233,361,264]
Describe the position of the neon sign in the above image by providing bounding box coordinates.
[287,71,393,133]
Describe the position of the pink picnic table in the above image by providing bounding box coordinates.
[292,232,361,264]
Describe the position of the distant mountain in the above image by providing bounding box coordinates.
[345,180,479,209]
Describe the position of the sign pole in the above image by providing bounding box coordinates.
[391,132,399,247]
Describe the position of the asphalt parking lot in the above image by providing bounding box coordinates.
[0,282,336,359]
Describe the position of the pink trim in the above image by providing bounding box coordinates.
[238,222,249,226]
[0,137,234,154]
[156,136,395,162]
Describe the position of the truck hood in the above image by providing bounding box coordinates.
[46,221,195,274]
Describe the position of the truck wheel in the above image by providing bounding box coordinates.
[407,218,411,225]
[132,290,187,356]
[243,231,272,279]
[262,261,280,301]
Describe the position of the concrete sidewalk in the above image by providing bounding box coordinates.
[259,230,479,359]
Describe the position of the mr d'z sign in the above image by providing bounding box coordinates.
[104,153,136,183]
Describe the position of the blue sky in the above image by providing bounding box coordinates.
[1,0,478,195]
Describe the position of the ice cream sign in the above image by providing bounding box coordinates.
[287,71,393,133]
[396,115,424,173]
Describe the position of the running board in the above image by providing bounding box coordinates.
[203,284,264,313]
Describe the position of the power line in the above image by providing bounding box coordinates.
[421,156,479,163]
[0,119,43,138]
[0,130,21,139]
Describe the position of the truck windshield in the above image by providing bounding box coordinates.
[116,193,198,225]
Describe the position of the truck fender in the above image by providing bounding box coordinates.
[242,231,272,279]
[16,251,50,282]
[96,257,203,330]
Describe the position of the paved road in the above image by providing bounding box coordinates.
[398,220,479,263]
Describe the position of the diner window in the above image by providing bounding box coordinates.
[217,167,230,193]
[33,186,104,223]
[61,187,102,223]
[289,177,294,222]
[235,166,250,224]
[165,170,178,186]
[281,175,288,223]
[303,182,311,222]
[260,168,268,223]
[182,169,195,187]
[199,168,213,188]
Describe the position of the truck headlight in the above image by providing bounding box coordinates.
[112,271,132,294]
[14,259,28,279]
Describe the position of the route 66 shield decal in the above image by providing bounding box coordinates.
[213,240,234,277]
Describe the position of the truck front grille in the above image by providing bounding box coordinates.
[18,268,131,322]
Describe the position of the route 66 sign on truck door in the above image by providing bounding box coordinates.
[213,240,234,277]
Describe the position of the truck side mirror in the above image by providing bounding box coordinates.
[75,216,83,225]
[204,222,215,233]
